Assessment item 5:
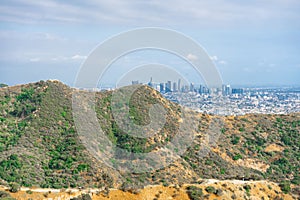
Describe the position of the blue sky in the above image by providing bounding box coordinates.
[0,0,300,87]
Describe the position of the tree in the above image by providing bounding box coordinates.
[0,83,8,88]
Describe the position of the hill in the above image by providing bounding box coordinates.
[0,80,299,199]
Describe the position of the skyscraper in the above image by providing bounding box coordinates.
[166,81,172,92]
[147,77,153,87]
[190,83,194,92]
[159,83,164,92]
[222,84,232,95]
[178,79,181,92]
[173,82,177,92]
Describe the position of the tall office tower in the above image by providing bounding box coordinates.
[166,81,172,92]
[190,83,195,92]
[173,82,177,92]
[148,77,153,88]
[226,85,231,95]
[132,80,139,85]
[199,84,203,94]
[159,83,164,92]
[222,84,232,95]
[178,79,181,92]
[222,84,226,95]
[200,85,209,94]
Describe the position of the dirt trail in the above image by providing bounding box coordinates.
[1,179,295,200]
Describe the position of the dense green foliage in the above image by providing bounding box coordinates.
[186,186,203,200]
[0,81,113,189]
[95,86,180,154]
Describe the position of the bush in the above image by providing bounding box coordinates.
[231,135,240,145]
[0,191,11,198]
[26,190,33,194]
[243,185,251,196]
[279,182,291,194]
[9,182,20,193]
[232,153,242,161]
[71,193,92,200]
[186,186,203,200]
[239,127,245,132]
[205,186,216,193]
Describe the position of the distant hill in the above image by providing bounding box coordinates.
[0,80,299,199]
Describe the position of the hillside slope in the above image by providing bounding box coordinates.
[0,80,299,198]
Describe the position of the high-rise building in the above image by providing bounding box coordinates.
[159,83,164,92]
[147,77,153,88]
[190,83,194,92]
[178,79,181,92]
[222,84,231,95]
[173,82,177,92]
[166,81,172,92]
[199,85,209,94]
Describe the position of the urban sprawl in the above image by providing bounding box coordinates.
[132,78,300,116]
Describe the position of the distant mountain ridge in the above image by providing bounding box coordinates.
[0,80,299,198]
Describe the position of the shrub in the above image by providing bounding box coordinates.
[9,182,20,193]
[16,88,35,102]
[186,186,203,200]
[243,185,251,196]
[0,191,11,198]
[26,190,33,194]
[231,135,240,145]
[71,193,92,200]
[205,186,216,193]
[279,182,291,194]
[232,153,242,160]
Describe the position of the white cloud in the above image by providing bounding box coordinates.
[210,55,218,61]
[71,54,87,60]
[210,56,227,65]
[186,53,198,61]
[0,0,299,27]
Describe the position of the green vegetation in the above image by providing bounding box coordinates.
[232,153,242,160]
[0,155,22,183]
[9,182,20,193]
[243,184,251,196]
[205,186,216,193]
[0,80,299,194]
[279,182,291,194]
[0,190,16,200]
[231,135,240,145]
[0,83,8,88]
[0,81,113,189]
[186,186,203,200]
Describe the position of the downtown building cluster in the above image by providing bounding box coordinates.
[132,78,300,116]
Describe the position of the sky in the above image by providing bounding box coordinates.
[0,0,300,87]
